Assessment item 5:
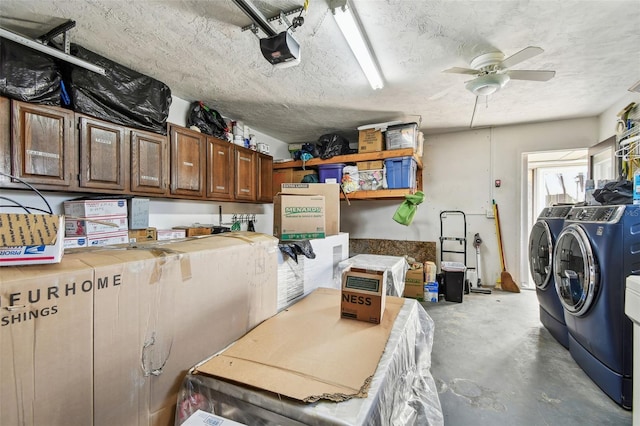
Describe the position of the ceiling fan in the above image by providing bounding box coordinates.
[443,46,556,96]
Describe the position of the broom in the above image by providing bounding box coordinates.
[493,200,520,293]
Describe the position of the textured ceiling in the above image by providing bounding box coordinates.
[1,0,639,143]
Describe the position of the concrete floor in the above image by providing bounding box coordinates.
[421,289,632,425]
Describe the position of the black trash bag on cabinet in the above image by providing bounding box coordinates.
[66,44,172,135]
[0,38,61,105]
[186,101,228,138]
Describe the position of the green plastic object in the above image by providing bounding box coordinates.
[393,191,425,226]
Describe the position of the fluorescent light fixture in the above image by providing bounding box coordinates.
[331,1,383,90]
[0,26,106,75]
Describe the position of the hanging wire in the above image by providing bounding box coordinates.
[0,171,53,214]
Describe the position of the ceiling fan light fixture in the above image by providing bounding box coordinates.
[465,73,510,96]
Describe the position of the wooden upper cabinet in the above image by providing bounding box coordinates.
[11,101,75,187]
[206,136,234,200]
[131,130,169,195]
[257,152,273,202]
[234,146,256,201]
[169,125,205,198]
[78,115,128,191]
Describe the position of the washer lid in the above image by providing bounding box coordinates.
[528,221,553,289]
[553,225,599,316]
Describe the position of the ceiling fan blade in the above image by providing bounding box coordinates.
[499,46,544,69]
[442,67,478,75]
[507,70,556,81]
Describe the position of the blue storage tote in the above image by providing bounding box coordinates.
[318,163,345,183]
[384,156,417,189]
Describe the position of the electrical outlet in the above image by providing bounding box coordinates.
[486,209,495,219]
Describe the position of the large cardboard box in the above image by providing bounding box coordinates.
[403,264,425,299]
[273,194,326,240]
[0,233,278,426]
[341,267,387,324]
[0,259,95,425]
[280,183,340,236]
[358,128,384,153]
[0,214,65,266]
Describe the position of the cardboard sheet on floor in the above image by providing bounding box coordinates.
[195,287,404,402]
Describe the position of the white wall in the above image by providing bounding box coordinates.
[597,92,640,142]
[340,117,599,289]
[2,95,289,235]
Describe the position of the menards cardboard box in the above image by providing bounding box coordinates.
[403,264,425,299]
[280,183,340,236]
[0,232,278,426]
[273,194,326,240]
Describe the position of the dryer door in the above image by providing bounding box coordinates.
[553,225,600,316]
[528,221,553,289]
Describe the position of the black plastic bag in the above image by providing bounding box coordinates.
[187,101,228,138]
[317,134,355,159]
[0,38,61,105]
[593,179,633,205]
[278,241,316,264]
[67,44,172,135]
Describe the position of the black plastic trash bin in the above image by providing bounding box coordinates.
[442,262,466,303]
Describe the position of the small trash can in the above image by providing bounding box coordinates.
[441,261,466,303]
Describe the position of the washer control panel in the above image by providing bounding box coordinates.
[566,205,625,223]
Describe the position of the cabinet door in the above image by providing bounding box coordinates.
[170,125,205,198]
[234,146,256,201]
[257,152,273,202]
[131,130,169,195]
[206,137,234,200]
[11,100,75,187]
[78,116,128,191]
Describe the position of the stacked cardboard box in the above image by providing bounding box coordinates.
[63,199,129,247]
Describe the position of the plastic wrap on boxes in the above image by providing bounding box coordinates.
[175,298,443,426]
[337,254,409,297]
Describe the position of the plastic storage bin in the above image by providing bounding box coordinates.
[358,169,384,191]
[385,122,418,150]
[384,157,417,189]
[318,163,345,183]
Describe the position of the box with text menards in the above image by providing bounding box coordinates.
[280,183,340,236]
[0,232,278,426]
[0,213,65,266]
[341,267,387,324]
[273,194,326,240]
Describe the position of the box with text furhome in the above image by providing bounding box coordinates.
[273,194,326,240]
[0,232,278,426]
[341,267,387,324]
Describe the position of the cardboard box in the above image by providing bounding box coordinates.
[87,231,129,247]
[425,261,437,283]
[157,229,187,241]
[1,232,278,426]
[0,258,95,425]
[128,198,150,229]
[65,215,128,236]
[341,267,387,324]
[128,227,157,242]
[64,236,89,249]
[358,128,384,153]
[357,160,384,170]
[64,199,128,218]
[403,265,425,299]
[195,288,403,403]
[280,183,340,236]
[173,226,212,237]
[0,214,65,266]
[273,194,326,241]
